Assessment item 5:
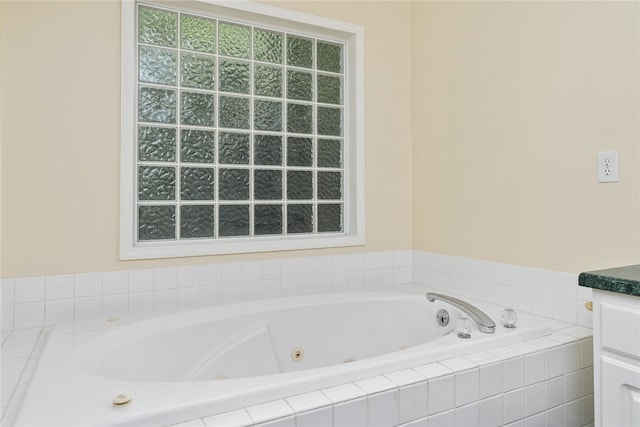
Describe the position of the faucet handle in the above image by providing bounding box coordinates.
[501,308,518,328]
[456,315,472,339]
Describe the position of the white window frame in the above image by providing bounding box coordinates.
[120,0,365,260]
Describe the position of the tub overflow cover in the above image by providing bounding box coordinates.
[437,309,450,327]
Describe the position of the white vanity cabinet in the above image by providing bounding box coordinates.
[592,289,640,426]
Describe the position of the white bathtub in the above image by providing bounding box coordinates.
[15,291,552,426]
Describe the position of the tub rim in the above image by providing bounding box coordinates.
[14,287,554,427]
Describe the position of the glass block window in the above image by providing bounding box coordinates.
[122,0,363,258]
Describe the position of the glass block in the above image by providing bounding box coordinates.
[138,6,177,48]
[287,170,313,200]
[219,168,249,200]
[138,166,175,200]
[180,205,214,238]
[181,92,215,126]
[219,59,250,94]
[180,14,215,54]
[181,53,215,90]
[317,75,342,105]
[317,106,342,136]
[287,137,312,166]
[139,46,176,85]
[317,139,342,168]
[254,134,282,166]
[219,22,250,59]
[219,96,250,129]
[287,103,313,134]
[287,70,313,101]
[318,203,342,233]
[317,41,342,73]
[287,204,313,234]
[317,171,342,200]
[138,205,175,240]
[138,126,176,162]
[254,169,282,200]
[139,87,176,123]
[219,132,250,164]
[254,29,282,64]
[219,204,250,237]
[180,129,214,163]
[254,204,283,235]
[180,167,214,200]
[287,35,313,69]
[254,100,282,131]
[255,65,282,98]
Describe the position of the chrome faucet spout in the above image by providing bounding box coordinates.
[426,292,496,334]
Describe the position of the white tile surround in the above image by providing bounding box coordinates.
[1,250,594,426]
[190,330,594,427]
[0,250,593,331]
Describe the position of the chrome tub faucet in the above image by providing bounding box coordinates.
[426,292,496,334]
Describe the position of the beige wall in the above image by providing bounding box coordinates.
[2,0,639,279]
[0,1,413,278]
[412,1,640,273]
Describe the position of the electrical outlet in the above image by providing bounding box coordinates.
[598,151,619,182]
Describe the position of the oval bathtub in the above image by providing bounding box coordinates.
[15,291,551,426]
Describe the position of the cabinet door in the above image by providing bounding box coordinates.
[602,357,640,426]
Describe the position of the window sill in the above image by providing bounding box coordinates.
[120,233,365,260]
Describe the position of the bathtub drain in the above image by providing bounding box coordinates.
[112,394,132,406]
[291,347,304,362]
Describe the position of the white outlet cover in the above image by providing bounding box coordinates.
[597,151,619,183]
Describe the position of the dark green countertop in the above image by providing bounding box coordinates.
[578,264,640,297]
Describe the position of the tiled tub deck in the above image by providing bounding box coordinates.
[2,322,593,427]
[1,250,594,426]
